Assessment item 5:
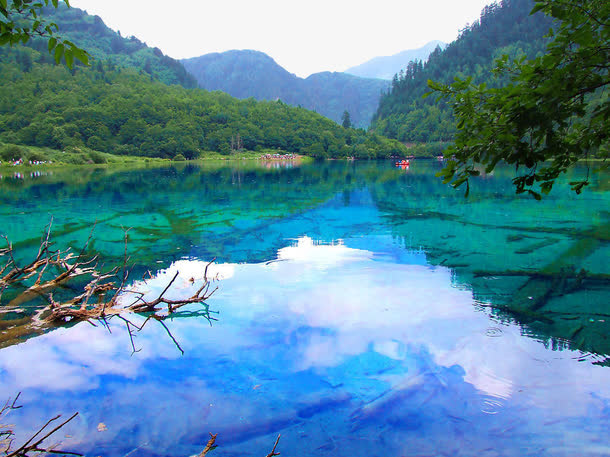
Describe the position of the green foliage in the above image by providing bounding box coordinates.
[341,110,352,129]
[371,0,554,142]
[431,0,609,197]
[0,144,22,161]
[3,2,196,88]
[173,153,186,161]
[0,3,405,162]
[0,0,89,68]
[0,46,408,161]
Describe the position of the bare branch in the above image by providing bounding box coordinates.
[3,411,80,457]
[265,435,281,457]
[1,223,219,354]
[197,433,218,457]
[155,317,184,355]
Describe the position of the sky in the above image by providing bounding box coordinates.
[70,0,495,78]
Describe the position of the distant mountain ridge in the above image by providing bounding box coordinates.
[181,50,389,128]
[345,41,446,80]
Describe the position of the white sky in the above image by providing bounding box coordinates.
[70,0,494,78]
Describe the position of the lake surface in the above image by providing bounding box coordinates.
[0,160,609,456]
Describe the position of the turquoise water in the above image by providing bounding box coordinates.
[0,161,608,456]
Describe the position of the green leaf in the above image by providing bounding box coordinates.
[73,48,89,66]
[0,0,7,11]
[530,3,545,15]
[54,43,64,63]
[48,36,56,52]
[51,0,58,7]
[64,47,73,69]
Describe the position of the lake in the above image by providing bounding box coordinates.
[0,160,608,456]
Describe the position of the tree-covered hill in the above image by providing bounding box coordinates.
[371,0,554,143]
[0,45,406,160]
[29,3,198,88]
[181,50,389,128]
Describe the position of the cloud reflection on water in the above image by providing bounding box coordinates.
[0,235,609,456]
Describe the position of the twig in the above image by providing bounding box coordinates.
[6,412,80,457]
[155,318,184,355]
[265,435,281,457]
[197,433,218,457]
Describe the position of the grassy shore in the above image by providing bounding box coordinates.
[0,143,319,173]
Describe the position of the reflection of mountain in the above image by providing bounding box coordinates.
[2,161,609,363]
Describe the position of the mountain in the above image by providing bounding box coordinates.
[32,3,198,88]
[371,0,555,143]
[0,6,407,161]
[345,41,446,80]
[181,50,389,128]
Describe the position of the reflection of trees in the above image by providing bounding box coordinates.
[2,160,609,360]
[1,162,385,268]
[369,164,610,361]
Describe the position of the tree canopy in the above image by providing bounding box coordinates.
[0,45,407,160]
[430,0,609,198]
[372,0,554,145]
[0,0,88,67]
[0,2,408,160]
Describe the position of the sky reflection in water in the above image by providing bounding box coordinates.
[1,234,609,456]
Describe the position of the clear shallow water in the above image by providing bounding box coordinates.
[0,161,609,456]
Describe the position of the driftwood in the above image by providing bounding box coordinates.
[265,434,281,457]
[198,433,218,457]
[2,395,281,457]
[1,224,285,456]
[0,220,218,353]
[0,219,98,307]
[1,393,81,457]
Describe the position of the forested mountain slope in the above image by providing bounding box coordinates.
[0,47,406,160]
[32,3,198,88]
[181,50,389,128]
[371,0,554,142]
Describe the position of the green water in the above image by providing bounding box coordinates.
[0,160,608,456]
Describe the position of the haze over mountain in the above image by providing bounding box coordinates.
[181,50,389,128]
[345,41,446,80]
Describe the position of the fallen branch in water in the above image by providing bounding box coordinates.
[196,433,281,457]
[197,433,218,457]
[265,434,281,457]
[0,222,219,353]
[0,219,98,307]
[1,393,80,457]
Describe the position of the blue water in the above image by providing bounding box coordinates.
[0,161,608,456]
